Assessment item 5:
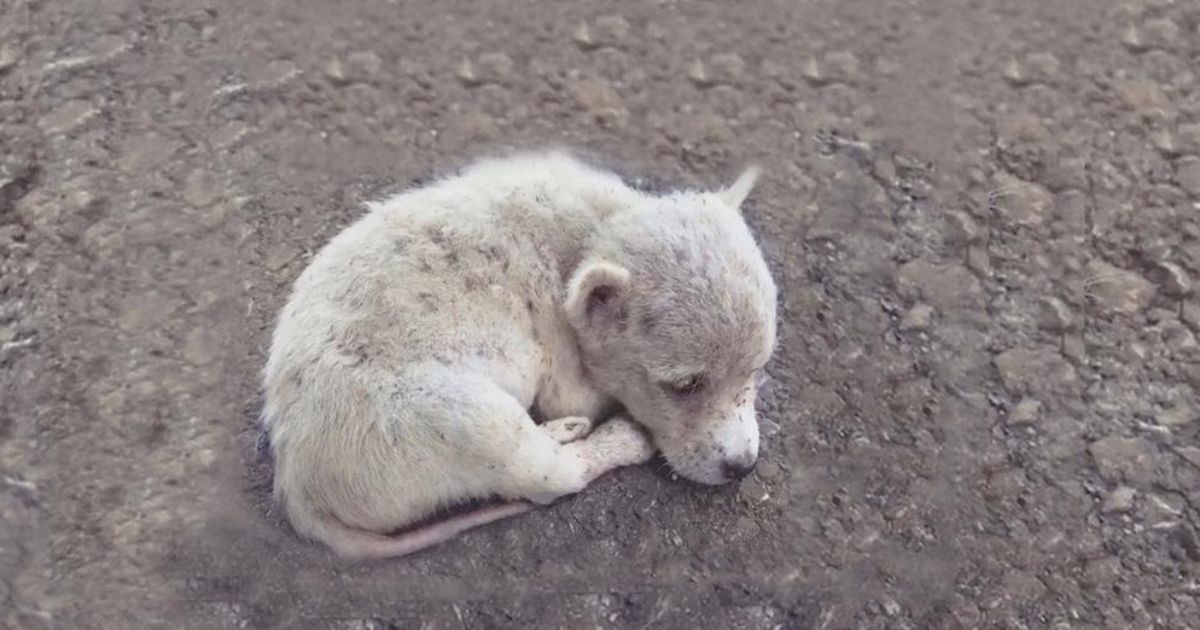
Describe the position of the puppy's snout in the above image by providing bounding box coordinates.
[721,457,756,482]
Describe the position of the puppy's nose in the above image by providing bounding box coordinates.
[721,459,756,481]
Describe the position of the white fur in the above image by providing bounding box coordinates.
[262,151,777,559]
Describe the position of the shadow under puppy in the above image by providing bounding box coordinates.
[262,151,778,559]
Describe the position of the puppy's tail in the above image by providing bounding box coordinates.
[304,501,535,560]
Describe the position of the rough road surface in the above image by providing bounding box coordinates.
[3,0,1200,628]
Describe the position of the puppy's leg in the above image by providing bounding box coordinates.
[572,416,656,476]
[540,416,594,443]
[509,416,654,505]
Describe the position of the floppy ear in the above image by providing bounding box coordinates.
[565,260,630,329]
[718,165,762,209]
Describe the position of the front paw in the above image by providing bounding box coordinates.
[542,416,595,444]
[591,416,655,466]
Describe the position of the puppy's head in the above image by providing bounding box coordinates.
[566,168,777,485]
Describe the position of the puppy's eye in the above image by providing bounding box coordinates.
[753,368,769,387]
[661,374,706,398]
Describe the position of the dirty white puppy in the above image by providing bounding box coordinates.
[262,151,777,559]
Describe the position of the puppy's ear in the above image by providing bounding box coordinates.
[566,261,630,329]
[718,165,762,209]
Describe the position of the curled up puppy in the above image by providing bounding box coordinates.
[262,151,778,559]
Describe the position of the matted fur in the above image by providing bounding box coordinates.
[262,151,777,559]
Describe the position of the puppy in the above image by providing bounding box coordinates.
[262,151,778,559]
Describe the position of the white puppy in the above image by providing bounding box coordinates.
[262,151,778,559]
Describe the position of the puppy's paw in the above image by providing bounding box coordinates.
[542,416,594,444]
[590,417,655,466]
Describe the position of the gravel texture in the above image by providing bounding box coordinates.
[2,0,1200,628]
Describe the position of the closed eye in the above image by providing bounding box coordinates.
[752,367,769,387]
[660,373,706,399]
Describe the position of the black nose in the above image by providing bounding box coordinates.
[722,459,756,481]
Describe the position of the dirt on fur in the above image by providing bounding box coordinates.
[2,0,1199,628]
